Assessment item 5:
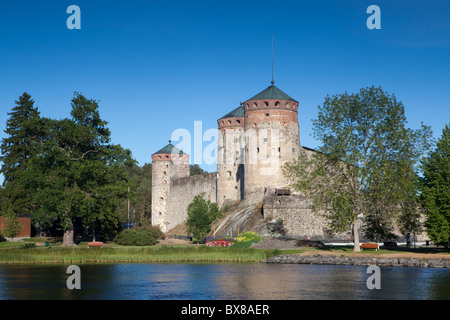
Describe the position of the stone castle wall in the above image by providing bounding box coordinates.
[167,172,218,231]
[263,195,349,240]
[217,126,245,208]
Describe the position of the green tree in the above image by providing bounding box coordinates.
[420,124,450,246]
[0,92,43,216]
[1,208,23,247]
[189,164,206,175]
[115,163,152,226]
[284,86,432,252]
[30,93,135,245]
[186,193,221,242]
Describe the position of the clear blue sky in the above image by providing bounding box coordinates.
[1,0,449,180]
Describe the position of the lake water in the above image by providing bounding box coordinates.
[0,263,449,300]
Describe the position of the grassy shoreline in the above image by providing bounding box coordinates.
[0,244,284,264]
[1,238,448,265]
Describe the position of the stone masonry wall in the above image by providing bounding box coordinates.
[263,195,348,240]
[167,172,218,232]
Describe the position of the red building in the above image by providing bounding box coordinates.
[0,216,32,238]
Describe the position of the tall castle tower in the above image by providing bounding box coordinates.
[217,105,245,208]
[151,142,189,232]
[243,83,300,203]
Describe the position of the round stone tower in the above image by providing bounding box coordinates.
[151,141,189,233]
[243,83,300,204]
[217,105,245,208]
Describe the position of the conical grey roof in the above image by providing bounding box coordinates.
[246,84,297,102]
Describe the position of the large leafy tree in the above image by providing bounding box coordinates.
[0,92,43,216]
[186,193,221,242]
[29,93,135,245]
[284,86,432,252]
[420,124,450,246]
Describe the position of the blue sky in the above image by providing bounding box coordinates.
[1,0,449,179]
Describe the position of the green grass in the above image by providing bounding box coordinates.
[2,238,446,265]
[0,243,283,264]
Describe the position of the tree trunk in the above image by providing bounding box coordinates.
[353,217,361,252]
[62,218,76,246]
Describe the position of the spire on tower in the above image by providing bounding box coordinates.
[271,33,275,85]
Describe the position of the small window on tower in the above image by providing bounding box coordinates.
[227,171,231,177]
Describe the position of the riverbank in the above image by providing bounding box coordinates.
[0,244,282,264]
[264,251,450,268]
[1,237,448,267]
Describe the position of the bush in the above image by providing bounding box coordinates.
[115,225,163,246]
[236,231,263,243]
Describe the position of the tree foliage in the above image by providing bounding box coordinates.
[189,164,206,176]
[284,86,432,251]
[116,163,152,225]
[0,208,23,246]
[0,93,43,216]
[186,193,221,242]
[1,92,135,246]
[420,124,450,246]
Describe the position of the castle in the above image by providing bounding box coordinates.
[151,82,331,238]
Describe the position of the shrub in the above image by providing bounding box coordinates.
[236,231,263,242]
[115,225,163,246]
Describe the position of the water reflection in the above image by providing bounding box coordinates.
[0,263,449,300]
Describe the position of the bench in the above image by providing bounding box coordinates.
[361,243,379,251]
[87,241,104,248]
[383,241,398,248]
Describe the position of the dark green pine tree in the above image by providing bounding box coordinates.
[31,92,135,246]
[0,92,42,216]
[420,124,450,246]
